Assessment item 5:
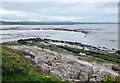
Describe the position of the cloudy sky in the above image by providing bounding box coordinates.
[0,1,118,22]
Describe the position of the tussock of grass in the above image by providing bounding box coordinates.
[101,74,120,83]
[2,46,61,82]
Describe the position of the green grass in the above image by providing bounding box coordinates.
[38,44,63,52]
[101,74,120,83]
[30,42,120,64]
[2,45,61,82]
[15,38,120,64]
[82,57,107,63]
[58,45,120,64]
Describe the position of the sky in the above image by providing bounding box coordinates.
[0,1,118,22]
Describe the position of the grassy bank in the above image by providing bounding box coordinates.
[19,39,120,64]
[24,40,120,64]
[2,45,61,82]
[58,45,120,64]
[10,38,120,64]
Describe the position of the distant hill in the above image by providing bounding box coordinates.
[0,21,79,25]
[0,20,117,25]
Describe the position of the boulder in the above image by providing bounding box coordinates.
[116,50,120,54]
[112,66,120,71]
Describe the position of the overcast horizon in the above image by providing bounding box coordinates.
[0,2,118,23]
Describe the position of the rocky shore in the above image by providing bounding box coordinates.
[17,38,119,54]
[10,45,119,81]
[2,37,118,81]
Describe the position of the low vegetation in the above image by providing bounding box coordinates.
[2,38,120,82]
[2,45,61,82]
[9,38,120,64]
[101,74,120,83]
[15,38,120,64]
[58,45,120,64]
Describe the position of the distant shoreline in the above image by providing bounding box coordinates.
[0,21,118,25]
[2,37,119,53]
[1,24,118,50]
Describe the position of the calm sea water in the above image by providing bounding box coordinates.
[0,24,118,49]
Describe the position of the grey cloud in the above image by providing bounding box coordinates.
[1,2,118,22]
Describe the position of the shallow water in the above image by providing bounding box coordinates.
[48,24,118,49]
[48,30,118,49]
[0,24,118,49]
[0,30,60,43]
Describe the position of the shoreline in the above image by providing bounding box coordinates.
[2,37,120,81]
[0,24,118,50]
[0,27,91,34]
[2,37,119,54]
